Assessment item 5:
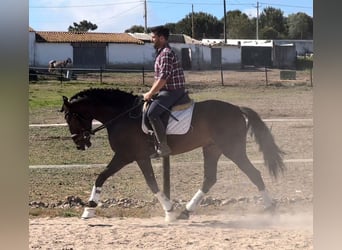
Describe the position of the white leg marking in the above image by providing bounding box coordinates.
[89,186,102,203]
[155,191,175,222]
[186,189,205,212]
[155,191,173,211]
[260,190,273,208]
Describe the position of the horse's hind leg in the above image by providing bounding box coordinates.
[178,144,222,220]
[224,149,275,210]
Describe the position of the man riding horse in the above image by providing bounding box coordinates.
[143,26,188,158]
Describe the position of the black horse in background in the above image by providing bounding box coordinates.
[61,88,285,221]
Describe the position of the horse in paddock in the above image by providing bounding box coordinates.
[60,88,285,221]
[48,57,72,73]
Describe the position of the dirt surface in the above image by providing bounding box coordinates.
[30,212,312,249]
[29,69,313,249]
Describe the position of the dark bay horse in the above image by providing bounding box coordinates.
[61,88,285,221]
[48,58,72,73]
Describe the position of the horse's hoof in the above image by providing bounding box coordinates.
[177,209,190,220]
[165,210,177,223]
[81,207,96,219]
[264,201,277,214]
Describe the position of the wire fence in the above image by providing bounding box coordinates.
[29,66,313,87]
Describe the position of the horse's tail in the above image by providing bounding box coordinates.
[48,60,56,73]
[240,106,285,178]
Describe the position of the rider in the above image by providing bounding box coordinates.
[143,25,187,158]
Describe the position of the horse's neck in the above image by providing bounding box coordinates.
[91,104,129,125]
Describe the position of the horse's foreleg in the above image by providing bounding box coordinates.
[178,145,221,220]
[81,155,132,219]
[137,159,176,222]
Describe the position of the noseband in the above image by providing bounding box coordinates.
[64,111,94,142]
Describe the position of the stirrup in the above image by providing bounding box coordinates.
[150,144,171,158]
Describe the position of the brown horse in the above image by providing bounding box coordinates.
[48,57,72,73]
[61,88,285,221]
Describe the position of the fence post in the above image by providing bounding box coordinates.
[60,68,63,84]
[142,67,145,86]
[310,67,313,87]
[265,66,268,86]
[220,63,224,86]
[100,67,103,84]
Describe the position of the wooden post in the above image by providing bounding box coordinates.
[162,156,171,199]
[265,66,268,86]
[310,67,313,87]
[100,67,103,84]
[142,67,145,86]
[60,68,63,84]
[220,63,224,86]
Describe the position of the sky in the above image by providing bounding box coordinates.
[29,0,313,33]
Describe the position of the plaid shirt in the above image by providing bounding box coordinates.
[155,46,186,90]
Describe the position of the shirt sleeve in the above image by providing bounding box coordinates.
[158,50,173,81]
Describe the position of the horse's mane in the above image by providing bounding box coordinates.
[70,88,137,107]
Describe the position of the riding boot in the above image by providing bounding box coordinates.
[149,117,171,158]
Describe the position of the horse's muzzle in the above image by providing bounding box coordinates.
[71,132,92,150]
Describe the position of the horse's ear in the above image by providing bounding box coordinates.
[63,96,69,103]
[60,96,70,112]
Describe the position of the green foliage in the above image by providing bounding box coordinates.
[287,13,313,39]
[174,12,223,39]
[68,20,98,32]
[296,56,313,70]
[224,10,255,39]
[125,25,145,33]
[124,8,311,40]
[258,7,292,39]
[261,26,279,39]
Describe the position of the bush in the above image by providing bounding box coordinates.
[296,56,313,70]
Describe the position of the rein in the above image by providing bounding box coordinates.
[91,98,144,135]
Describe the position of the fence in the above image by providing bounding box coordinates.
[29,66,313,87]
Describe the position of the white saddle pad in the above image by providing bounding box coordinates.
[142,102,195,135]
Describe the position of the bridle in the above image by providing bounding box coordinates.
[65,96,144,141]
[64,111,92,147]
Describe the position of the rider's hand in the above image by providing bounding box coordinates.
[143,91,153,101]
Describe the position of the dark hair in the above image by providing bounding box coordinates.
[150,25,170,40]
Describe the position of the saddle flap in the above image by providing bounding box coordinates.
[142,101,195,135]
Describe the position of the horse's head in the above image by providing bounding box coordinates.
[61,96,93,150]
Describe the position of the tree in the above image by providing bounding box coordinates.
[287,12,313,39]
[175,12,223,39]
[68,20,98,32]
[125,25,145,33]
[223,10,255,39]
[260,26,279,39]
[259,7,286,38]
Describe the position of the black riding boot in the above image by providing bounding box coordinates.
[149,117,171,158]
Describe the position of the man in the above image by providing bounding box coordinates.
[143,25,187,158]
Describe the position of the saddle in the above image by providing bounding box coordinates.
[141,93,195,135]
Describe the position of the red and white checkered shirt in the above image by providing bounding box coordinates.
[154,46,186,90]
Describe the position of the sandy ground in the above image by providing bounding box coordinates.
[30,211,312,250]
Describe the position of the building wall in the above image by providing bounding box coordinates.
[273,40,313,55]
[222,46,241,68]
[34,43,73,67]
[30,40,241,70]
[108,43,155,69]
[29,31,36,66]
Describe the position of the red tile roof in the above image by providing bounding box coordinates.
[35,31,144,44]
